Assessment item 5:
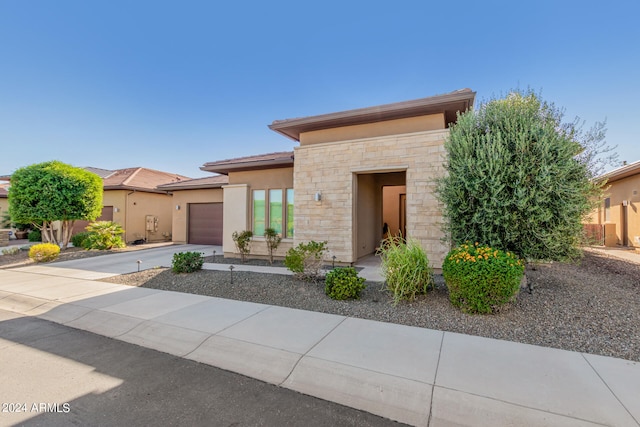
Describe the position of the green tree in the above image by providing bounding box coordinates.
[437,89,616,261]
[8,161,103,249]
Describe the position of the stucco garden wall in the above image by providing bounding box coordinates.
[293,128,450,268]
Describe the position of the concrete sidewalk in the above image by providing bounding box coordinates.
[0,268,638,426]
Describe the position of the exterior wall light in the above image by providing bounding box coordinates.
[314,192,322,202]
[176,205,181,210]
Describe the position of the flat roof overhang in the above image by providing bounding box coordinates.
[269,89,476,141]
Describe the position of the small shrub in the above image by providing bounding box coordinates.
[377,237,434,304]
[172,251,204,273]
[325,267,366,300]
[232,230,253,263]
[28,229,41,242]
[442,242,525,314]
[83,221,125,250]
[284,240,327,280]
[264,228,282,265]
[29,243,60,262]
[2,247,20,255]
[71,232,91,248]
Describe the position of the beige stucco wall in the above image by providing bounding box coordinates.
[104,190,172,243]
[300,114,445,146]
[170,188,223,244]
[294,128,450,267]
[587,175,640,248]
[223,168,295,259]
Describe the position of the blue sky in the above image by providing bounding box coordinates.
[1,1,638,178]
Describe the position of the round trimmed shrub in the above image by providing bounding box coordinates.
[29,243,60,262]
[325,267,366,300]
[172,251,204,273]
[443,243,524,314]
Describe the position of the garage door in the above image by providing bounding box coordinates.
[188,203,223,245]
[72,206,115,235]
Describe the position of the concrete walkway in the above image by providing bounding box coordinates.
[0,252,639,426]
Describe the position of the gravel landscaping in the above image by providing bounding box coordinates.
[2,244,638,362]
[100,249,640,363]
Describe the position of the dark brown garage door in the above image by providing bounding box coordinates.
[188,203,223,245]
[72,206,115,235]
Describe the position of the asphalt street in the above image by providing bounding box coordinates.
[0,310,403,427]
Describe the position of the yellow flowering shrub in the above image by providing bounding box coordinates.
[28,243,60,262]
[442,242,524,314]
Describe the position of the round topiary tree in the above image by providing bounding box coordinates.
[8,161,103,249]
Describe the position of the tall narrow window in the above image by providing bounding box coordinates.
[253,190,265,235]
[286,188,294,237]
[604,198,611,222]
[269,189,283,235]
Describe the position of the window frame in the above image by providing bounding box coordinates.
[252,188,294,238]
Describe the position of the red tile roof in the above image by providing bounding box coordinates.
[103,167,192,192]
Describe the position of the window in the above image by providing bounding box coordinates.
[269,189,283,234]
[252,188,294,238]
[604,198,610,222]
[253,190,265,235]
[286,188,294,237]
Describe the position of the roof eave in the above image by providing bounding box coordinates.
[269,90,476,141]
[200,158,294,175]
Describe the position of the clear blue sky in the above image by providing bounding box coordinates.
[1,1,638,178]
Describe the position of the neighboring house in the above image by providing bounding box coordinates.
[158,174,229,245]
[194,89,475,268]
[81,167,191,243]
[0,184,9,225]
[586,160,640,248]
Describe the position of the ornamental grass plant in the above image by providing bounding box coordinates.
[443,242,524,314]
[377,236,434,305]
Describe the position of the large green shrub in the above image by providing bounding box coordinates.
[232,230,253,263]
[284,240,327,280]
[325,267,366,300]
[28,243,60,262]
[437,90,614,261]
[443,242,524,314]
[83,221,125,250]
[172,251,204,273]
[377,237,434,304]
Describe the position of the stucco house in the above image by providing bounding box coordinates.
[82,167,190,243]
[178,89,475,268]
[586,160,640,248]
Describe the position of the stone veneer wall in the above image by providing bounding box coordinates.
[293,129,450,268]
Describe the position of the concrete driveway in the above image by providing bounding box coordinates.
[12,244,221,279]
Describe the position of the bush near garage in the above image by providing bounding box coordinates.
[83,221,125,250]
[28,243,60,262]
[443,242,524,314]
[172,251,204,273]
